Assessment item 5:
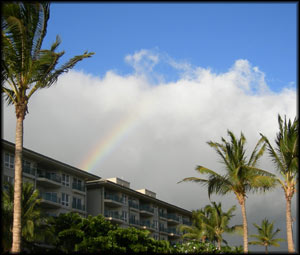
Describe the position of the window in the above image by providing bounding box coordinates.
[61,193,69,207]
[22,159,35,175]
[122,211,128,222]
[62,174,70,187]
[122,194,127,204]
[4,152,14,169]
[72,197,84,210]
[153,220,158,230]
[73,177,84,191]
[4,175,14,184]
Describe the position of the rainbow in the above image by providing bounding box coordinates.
[79,106,143,172]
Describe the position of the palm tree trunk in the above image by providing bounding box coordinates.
[11,114,24,253]
[217,239,221,250]
[265,244,268,254]
[240,197,248,253]
[286,197,295,253]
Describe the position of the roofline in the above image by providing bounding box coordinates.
[87,179,192,215]
[2,139,100,180]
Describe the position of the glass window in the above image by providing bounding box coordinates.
[122,194,127,204]
[62,174,70,187]
[122,211,128,222]
[62,193,69,207]
[4,152,14,169]
[72,196,82,210]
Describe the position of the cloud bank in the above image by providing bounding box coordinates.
[3,49,297,251]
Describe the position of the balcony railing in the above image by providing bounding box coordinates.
[139,204,154,214]
[182,219,192,226]
[167,228,181,236]
[129,218,140,225]
[140,220,156,229]
[37,170,61,183]
[167,213,179,222]
[104,193,123,204]
[40,192,60,204]
[159,212,168,218]
[159,226,168,233]
[23,166,35,176]
[72,182,85,192]
[104,210,124,221]
[72,202,85,211]
[129,200,139,210]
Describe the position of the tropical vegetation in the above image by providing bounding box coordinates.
[180,202,242,250]
[1,182,52,253]
[249,218,285,254]
[260,115,298,253]
[1,2,94,252]
[179,130,277,253]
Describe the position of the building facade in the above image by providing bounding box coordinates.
[2,139,99,217]
[87,178,192,243]
[2,139,192,243]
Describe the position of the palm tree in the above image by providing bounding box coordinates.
[203,202,242,250]
[1,3,94,252]
[179,130,276,253]
[2,181,50,252]
[249,218,285,253]
[260,115,298,253]
[180,202,242,250]
[180,208,211,244]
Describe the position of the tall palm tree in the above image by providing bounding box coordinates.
[260,115,298,253]
[179,130,276,253]
[249,218,285,254]
[1,3,94,252]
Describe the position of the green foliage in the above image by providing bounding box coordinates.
[1,2,95,109]
[49,212,173,253]
[1,182,52,253]
[249,218,285,252]
[180,202,242,250]
[172,240,243,253]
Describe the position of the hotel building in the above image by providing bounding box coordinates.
[1,139,192,243]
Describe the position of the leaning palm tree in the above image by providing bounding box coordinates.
[260,115,298,253]
[249,218,285,254]
[1,3,94,252]
[179,130,276,253]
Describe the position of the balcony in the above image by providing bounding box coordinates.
[182,219,192,226]
[140,220,157,231]
[139,204,154,216]
[167,213,180,224]
[159,226,169,234]
[129,218,140,226]
[159,212,168,219]
[104,193,123,207]
[72,202,85,212]
[40,192,61,208]
[37,170,61,188]
[167,227,181,237]
[23,166,35,176]
[129,200,139,211]
[72,182,86,193]
[104,210,124,224]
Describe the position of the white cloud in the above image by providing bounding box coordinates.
[2,49,297,251]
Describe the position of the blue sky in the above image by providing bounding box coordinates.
[43,3,297,92]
